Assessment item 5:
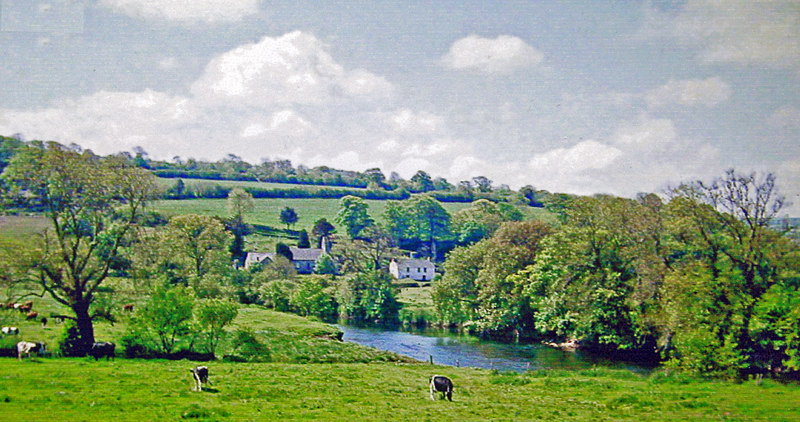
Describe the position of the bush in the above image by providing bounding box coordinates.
[58,320,86,357]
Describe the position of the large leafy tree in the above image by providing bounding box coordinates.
[166,214,232,280]
[1,142,158,353]
[336,195,373,238]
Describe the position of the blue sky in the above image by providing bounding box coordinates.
[1,1,798,214]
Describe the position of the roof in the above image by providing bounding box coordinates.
[393,258,435,268]
[289,247,324,261]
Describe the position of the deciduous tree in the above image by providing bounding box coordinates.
[1,143,158,353]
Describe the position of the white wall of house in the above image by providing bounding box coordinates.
[389,259,435,281]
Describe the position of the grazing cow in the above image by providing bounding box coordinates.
[190,366,210,391]
[26,311,39,320]
[89,342,116,360]
[18,304,31,313]
[17,341,46,360]
[23,301,33,308]
[122,303,134,312]
[429,375,454,401]
[1,326,19,335]
[41,317,47,327]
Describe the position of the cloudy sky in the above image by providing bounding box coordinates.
[1,1,799,214]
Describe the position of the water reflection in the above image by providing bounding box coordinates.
[339,324,650,373]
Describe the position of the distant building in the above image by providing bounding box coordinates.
[244,244,329,274]
[389,258,435,281]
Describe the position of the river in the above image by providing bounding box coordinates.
[339,324,652,373]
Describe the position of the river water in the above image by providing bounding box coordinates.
[339,324,651,373]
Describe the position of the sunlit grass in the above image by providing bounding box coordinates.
[2,359,799,421]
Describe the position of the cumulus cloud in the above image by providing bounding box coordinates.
[520,117,721,196]
[191,31,392,107]
[643,0,800,68]
[645,77,731,108]
[441,35,544,74]
[99,0,260,25]
[0,90,198,156]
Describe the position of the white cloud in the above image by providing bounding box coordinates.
[0,90,198,156]
[518,117,722,196]
[643,0,800,69]
[441,35,544,74]
[99,0,260,24]
[529,140,622,174]
[386,109,444,135]
[191,31,392,107]
[645,77,731,108]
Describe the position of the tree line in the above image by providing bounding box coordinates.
[432,171,800,379]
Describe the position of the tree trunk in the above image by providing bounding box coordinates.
[73,301,95,355]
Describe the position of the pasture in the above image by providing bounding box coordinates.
[2,359,800,421]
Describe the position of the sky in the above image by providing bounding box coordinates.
[0,0,798,215]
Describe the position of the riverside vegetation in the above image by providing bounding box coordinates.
[1,138,800,420]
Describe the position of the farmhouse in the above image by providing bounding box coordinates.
[389,258,435,281]
[244,247,327,274]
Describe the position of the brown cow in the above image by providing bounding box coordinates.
[122,303,135,312]
[26,311,39,320]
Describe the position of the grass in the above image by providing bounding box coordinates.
[2,359,799,420]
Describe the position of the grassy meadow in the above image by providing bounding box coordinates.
[3,358,800,421]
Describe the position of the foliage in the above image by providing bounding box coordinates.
[313,253,338,275]
[164,214,232,279]
[311,218,336,246]
[275,243,293,262]
[0,142,158,353]
[129,286,195,354]
[335,270,400,324]
[336,195,374,238]
[290,276,338,321]
[297,229,310,248]
[194,298,239,356]
[279,206,298,229]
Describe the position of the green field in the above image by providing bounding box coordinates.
[3,358,800,420]
[148,197,477,231]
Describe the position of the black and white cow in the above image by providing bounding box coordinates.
[89,342,116,360]
[429,375,453,401]
[17,341,46,361]
[190,366,210,391]
[1,326,19,335]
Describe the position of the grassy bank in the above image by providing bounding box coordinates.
[2,359,799,421]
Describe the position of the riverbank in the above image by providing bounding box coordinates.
[2,359,799,420]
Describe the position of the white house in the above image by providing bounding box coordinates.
[389,258,435,281]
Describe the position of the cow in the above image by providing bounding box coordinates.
[429,375,453,401]
[41,317,47,327]
[17,341,46,361]
[122,303,134,312]
[89,342,116,360]
[25,311,39,320]
[190,366,210,391]
[18,304,31,313]
[1,326,19,335]
[23,301,33,308]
